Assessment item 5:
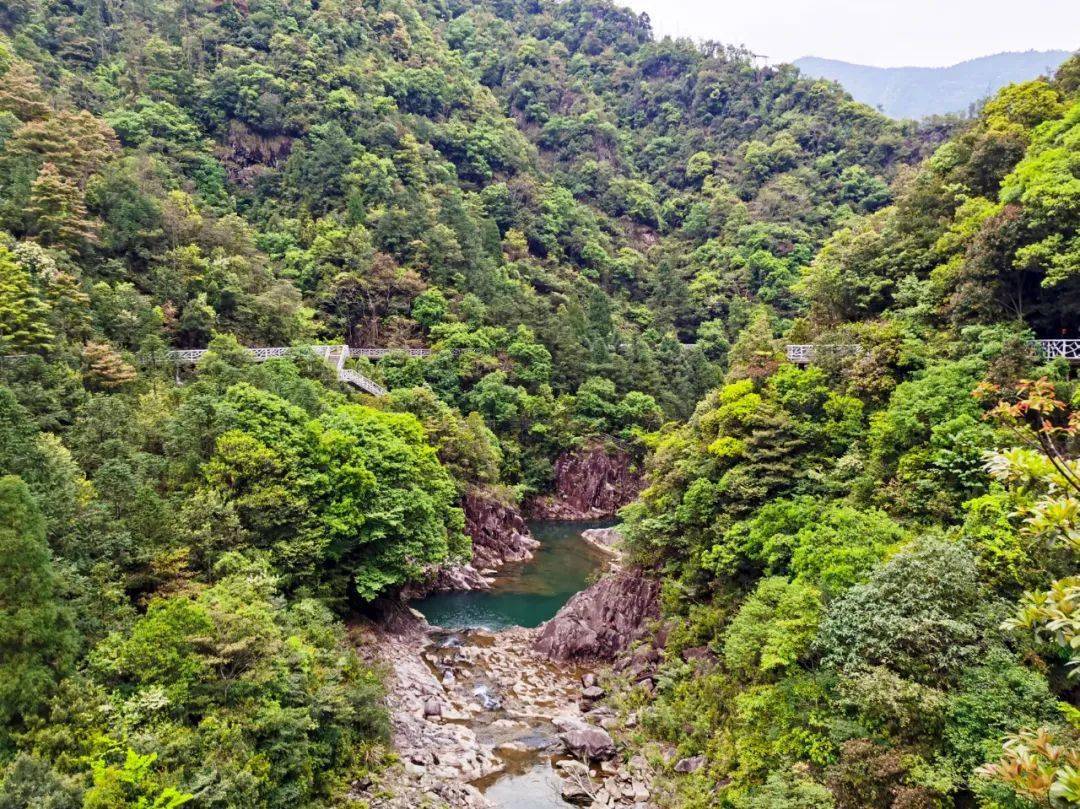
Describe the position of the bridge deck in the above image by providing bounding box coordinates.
[786,340,1080,364]
[160,345,389,394]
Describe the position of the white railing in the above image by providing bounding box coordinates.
[785,344,862,364]
[156,344,388,395]
[166,348,208,363]
[786,344,816,364]
[1035,340,1080,361]
[164,345,343,364]
[352,347,432,358]
[788,340,1080,364]
[339,368,388,396]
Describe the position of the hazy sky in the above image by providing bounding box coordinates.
[623,0,1080,67]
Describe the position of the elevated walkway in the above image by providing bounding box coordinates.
[786,340,1080,365]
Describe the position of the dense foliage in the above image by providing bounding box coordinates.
[0,0,1074,805]
[619,55,1080,809]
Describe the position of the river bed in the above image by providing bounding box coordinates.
[410,521,611,807]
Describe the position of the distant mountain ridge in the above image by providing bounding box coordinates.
[794,50,1075,119]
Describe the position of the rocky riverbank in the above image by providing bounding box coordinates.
[350,603,659,808]
[404,487,540,596]
[533,567,661,663]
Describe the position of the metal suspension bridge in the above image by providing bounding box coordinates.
[785,340,1080,365]
[6,340,1079,395]
[160,345,439,396]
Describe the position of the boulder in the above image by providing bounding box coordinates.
[581,526,624,556]
[614,645,662,683]
[680,646,715,663]
[558,760,595,805]
[674,755,705,774]
[581,685,605,701]
[561,725,617,761]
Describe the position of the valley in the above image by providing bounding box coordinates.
[0,0,1076,807]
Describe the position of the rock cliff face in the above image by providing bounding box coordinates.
[404,487,538,597]
[533,567,660,662]
[462,488,537,570]
[527,442,642,520]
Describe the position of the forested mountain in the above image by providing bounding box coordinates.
[0,0,1077,806]
[619,53,1080,809]
[795,50,1074,119]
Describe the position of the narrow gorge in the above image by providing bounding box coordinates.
[355,448,662,809]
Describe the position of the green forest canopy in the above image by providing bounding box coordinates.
[0,0,1076,805]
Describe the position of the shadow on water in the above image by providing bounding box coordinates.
[479,755,574,809]
[413,520,611,630]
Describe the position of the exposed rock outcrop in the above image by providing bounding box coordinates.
[528,442,642,520]
[404,487,538,597]
[533,568,660,662]
[462,487,537,569]
[215,120,294,185]
[581,526,624,557]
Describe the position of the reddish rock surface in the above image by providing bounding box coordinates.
[215,121,294,185]
[533,567,660,662]
[403,487,538,597]
[462,487,537,570]
[528,442,642,520]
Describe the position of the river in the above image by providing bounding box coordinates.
[409,521,611,807]
[413,520,611,630]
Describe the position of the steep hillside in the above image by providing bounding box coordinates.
[795,49,1074,118]
[0,0,946,803]
[614,54,1080,809]
[0,0,1076,805]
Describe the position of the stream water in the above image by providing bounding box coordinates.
[413,520,611,630]
[410,521,611,808]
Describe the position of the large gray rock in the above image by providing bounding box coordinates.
[534,568,660,661]
[581,526,623,556]
[560,725,617,761]
[674,755,705,774]
[557,760,595,805]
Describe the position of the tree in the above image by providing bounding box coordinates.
[5,111,116,183]
[0,754,81,809]
[724,577,822,680]
[0,61,49,121]
[0,244,53,352]
[0,475,76,729]
[82,341,137,390]
[975,378,1080,805]
[725,307,780,383]
[83,751,191,809]
[713,497,906,594]
[817,540,987,685]
[26,162,98,254]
